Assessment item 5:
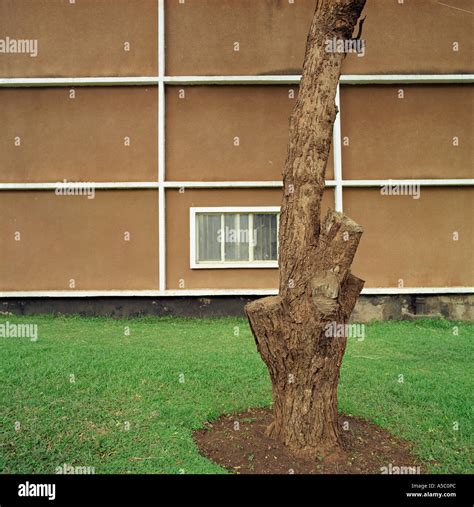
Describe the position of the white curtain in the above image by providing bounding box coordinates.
[196,214,221,262]
[254,214,278,261]
[224,214,249,261]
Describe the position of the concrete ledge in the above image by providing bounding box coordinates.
[1,295,473,321]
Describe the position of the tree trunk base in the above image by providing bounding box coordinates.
[245,213,365,459]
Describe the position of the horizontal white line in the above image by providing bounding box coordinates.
[0,182,160,190]
[340,74,474,84]
[341,179,474,187]
[164,75,302,85]
[1,179,472,190]
[0,74,473,87]
[0,77,159,87]
[191,263,279,269]
[191,206,280,212]
[166,74,474,85]
[362,287,474,295]
[0,289,275,298]
[0,181,286,190]
[163,181,286,188]
[0,287,472,298]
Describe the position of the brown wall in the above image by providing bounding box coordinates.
[0,86,158,183]
[166,0,474,76]
[1,1,472,293]
[166,85,334,181]
[342,0,473,75]
[3,83,470,184]
[166,188,333,290]
[341,84,473,179]
[1,186,471,291]
[164,187,474,290]
[344,187,474,287]
[2,0,472,78]
[0,0,158,77]
[0,190,159,290]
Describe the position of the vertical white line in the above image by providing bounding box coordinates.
[249,213,254,262]
[221,214,225,262]
[158,0,165,80]
[333,82,343,213]
[158,0,166,291]
[190,209,196,267]
[276,212,280,260]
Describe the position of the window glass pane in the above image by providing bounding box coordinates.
[224,214,249,262]
[254,214,278,261]
[197,213,221,262]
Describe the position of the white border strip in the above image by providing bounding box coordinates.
[1,179,471,190]
[341,179,474,187]
[164,75,302,85]
[158,0,165,79]
[158,0,166,291]
[0,182,160,190]
[164,181,287,188]
[1,74,472,87]
[340,74,474,84]
[0,77,160,87]
[0,288,471,297]
[167,74,474,85]
[333,84,343,212]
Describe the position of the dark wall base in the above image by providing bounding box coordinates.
[1,295,472,321]
[0,296,258,319]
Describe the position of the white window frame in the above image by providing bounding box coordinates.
[190,206,280,269]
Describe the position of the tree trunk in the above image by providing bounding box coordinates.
[245,0,366,458]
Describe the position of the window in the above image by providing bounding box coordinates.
[190,207,280,268]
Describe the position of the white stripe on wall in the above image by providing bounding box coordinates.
[158,0,166,291]
[1,74,473,87]
[0,179,472,190]
[0,287,472,298]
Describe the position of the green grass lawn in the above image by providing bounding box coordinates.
[0,315,472,474]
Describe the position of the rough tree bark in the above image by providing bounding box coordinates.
[245,0,366,458]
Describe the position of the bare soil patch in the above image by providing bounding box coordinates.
[194,407,425,474]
